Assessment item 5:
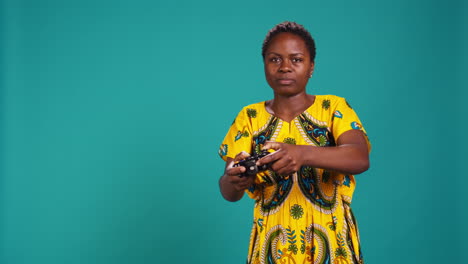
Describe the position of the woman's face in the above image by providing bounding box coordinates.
[264,32,314,97]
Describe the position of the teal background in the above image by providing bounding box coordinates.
[1,0,466,263]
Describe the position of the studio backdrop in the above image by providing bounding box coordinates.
[1,0,466,263]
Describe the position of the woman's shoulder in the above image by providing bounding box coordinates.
[228,101,271,126]
[313,94,348,109]
[236,101,267,116]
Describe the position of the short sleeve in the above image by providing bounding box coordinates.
[218,107,253,161]
[331,97,371,150]
[218,107,263,200]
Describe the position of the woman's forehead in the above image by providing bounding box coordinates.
[266,33,309,55]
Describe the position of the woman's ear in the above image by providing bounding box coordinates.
[309,63,315,78]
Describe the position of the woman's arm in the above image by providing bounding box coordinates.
[257,130,369,176]
[219,152,256,202]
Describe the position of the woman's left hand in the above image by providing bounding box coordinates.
[256,130,369,176]
[256,141,305,176]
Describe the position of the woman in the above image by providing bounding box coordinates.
[218,22,370,264]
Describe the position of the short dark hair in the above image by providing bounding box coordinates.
[262,21,316,62]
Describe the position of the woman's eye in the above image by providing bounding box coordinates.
[270,57,281,63]
[292,58,303,63]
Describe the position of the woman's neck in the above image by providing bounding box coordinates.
[266,93,316,122]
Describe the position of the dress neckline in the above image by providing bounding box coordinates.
[263,95,318,124]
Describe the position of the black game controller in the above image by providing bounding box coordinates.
[233,150,271,177]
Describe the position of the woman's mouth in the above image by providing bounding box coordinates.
[278,79,295,85]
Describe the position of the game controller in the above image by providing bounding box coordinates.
[233,150,271,177]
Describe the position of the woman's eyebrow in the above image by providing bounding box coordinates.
[266,52,282,56]
[289,53,305,56]
[266,52,305,56]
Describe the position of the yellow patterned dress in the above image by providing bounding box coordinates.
[219,95,370,264]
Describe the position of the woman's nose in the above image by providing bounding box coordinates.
[279,60,292,73]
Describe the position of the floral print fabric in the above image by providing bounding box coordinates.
[219,95,370,264]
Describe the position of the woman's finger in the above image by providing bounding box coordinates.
[262,141,282,151]
[226,165,246,176]
[257,148,282,166]
[234,151,251,162]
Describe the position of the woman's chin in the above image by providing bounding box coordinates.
[272,86,305,97]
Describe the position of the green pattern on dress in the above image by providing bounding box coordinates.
[335,232,348,258]
[252,117,279,154]
[335,247,348,258]
[263,229,284,263]
[290,204,304,219]
[234,130,250,141]
[319,134,327,146]
[300,229,306,254]
[322,99,331,110]
[297,166,338,211]
[297,113,335,147]
[247,108,257,118]
[283,137,296,145]
[286,227,298,255]
[288,244,298,255]
[327,216,337,231]
[308,226,331,264]
[218,144,228,156]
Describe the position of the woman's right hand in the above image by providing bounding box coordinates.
[219,151,255,201]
